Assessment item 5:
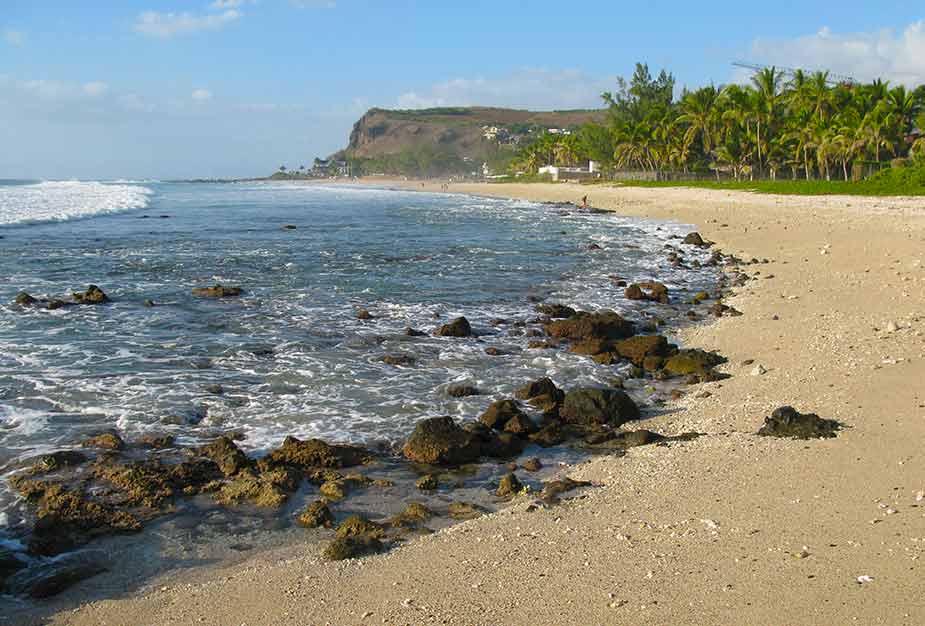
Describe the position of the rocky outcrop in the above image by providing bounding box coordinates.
[613,335,669,366]
[81,432,125,451]
[544,311,635,342]
[198,436,250,477]
[72,285,109,304]
[479,399,526,430]
[266,436,368,469]
[402,417,480,465]
[559,388,640,426]
[662,349,726,378]
[447,384,480,398]
[536,303,577,319]
[436,316,473,337]
[297,500,334,528]
[191,285,243,298]
[496,473,524,498]
[624,281,669,304]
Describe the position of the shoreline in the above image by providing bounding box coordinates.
[44,182,925,625]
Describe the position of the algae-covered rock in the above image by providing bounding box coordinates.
[448,501,485,520]
[415,474,439,490]
[389,503,433,529]
[662,349,727,377]
[569,338,614,356]
[528,422,566,447]
[296,500,334,528]
[214,467,296,508]
[496,473,524,498]
[522,457,542,472]
[318,474,370,501]
[30,450,88,474]
[192,284,243,298]
[503,413,537,436]
[613,335,669,366]
[402,416,480,466]
[436,316,473,337]
[381,353,416,366]
[81,432,125,451]
[479,399,526,430]
[267,436,368,469]
[335,515,386,539]
[323,535,384,561]
[560,388,640,426]
[544,310,635,341]
[757,406,842,439]
[198,436,249,477]
[14,292,38,306]
[515,377,563,402]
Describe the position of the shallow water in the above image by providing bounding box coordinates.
[0,180,719,606]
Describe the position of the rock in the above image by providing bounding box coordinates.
[390,503,433,528]
[662,349,726,377]
[198,436,250,477]
[72,285,109,304]
[536,303,577,319]
[503,413,537,436]
[479,399,526,430]
[448,502,484,520]
[885,321,899,333]
[560,388,640,426]
[496,473,524,498]
[436,316,472,337]
[0,547,27,585]
[624,284,645,300]
[447,384,479,398]
[569,338,613,356]
[692,291,710,303]
[477,431,525,458]
[616,429,667,448]
[528,422,566,447]
[356,308,374,320]
[751,364,768,376]
[32,450,89,473]
[613,335,669,366]
[514,378,565,400]
[135,434,176,449]
[335,515,385,539]
[757,406,842,439]
[296,500,334,528]
[402,417,480,465]
[380,353,415,366]
[638,281,669,304]
[5,550,108,598]
[683,232,707,246]
[323,535,384,561]
[544,310,635,342]
[191,284,243,298]
[522,457,542,472]
[415,474,438,490]
[81,432,125,451]
[14,292,38,306]
[267,436,368,469]
[404,327,427,337]
[484,347,507,356]
[587,243,603,251]
[214,468,296,508]
[540,477,591,504]
[282,224,297,230]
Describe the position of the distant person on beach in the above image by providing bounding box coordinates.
[580,195,588,208]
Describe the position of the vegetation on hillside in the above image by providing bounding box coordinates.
[512,63,925,186]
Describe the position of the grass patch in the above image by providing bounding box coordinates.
[609,167,925,196]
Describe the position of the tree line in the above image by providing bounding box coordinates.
[513,63,925,181]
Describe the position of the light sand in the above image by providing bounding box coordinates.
[50,182,925,626]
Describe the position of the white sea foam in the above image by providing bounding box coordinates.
[0,180,152,225]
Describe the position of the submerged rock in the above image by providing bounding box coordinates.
[447,384,480,398]
[5,550,108,598]
[415,474,438,490]
[402,417,480,465]
[757,406,842,439]
[380,353,416,366]
[560,388,640,426]
[14,292,38,306]
[72,285,109,304]
[448,501,484,520]
[296,500,334,528]
[81,432,125,451]
[544,310,635,342]
[436,316,473,337]
[191,284,243,298]
[536,303,577,319]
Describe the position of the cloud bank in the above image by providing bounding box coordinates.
[134,9,242,38]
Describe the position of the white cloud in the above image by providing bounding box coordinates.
[290,0,336,8]
[191,88,213,101]
[395,68,611,110]
[134,9,242,38]
[82,82,108,97]
[749,21,925,86]
[210,0,255,8]
[2,29,25,46]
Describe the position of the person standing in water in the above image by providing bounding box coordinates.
[580,195,588,208]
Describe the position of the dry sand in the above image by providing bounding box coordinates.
[49,182,925,626]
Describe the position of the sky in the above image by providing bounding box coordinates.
[1,1,924,179]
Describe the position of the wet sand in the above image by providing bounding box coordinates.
[49,182,925,625]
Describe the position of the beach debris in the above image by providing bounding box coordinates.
[885,320,899,333]
[757,406,842,439]
[700,518,720,530]
[915,490,924,502]
[435,316,473,337]
[191,284,243,298]
[402,416,480,465]
[856,575,874,584]
[751,364,768,376]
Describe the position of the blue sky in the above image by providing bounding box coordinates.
[2,1,923,179]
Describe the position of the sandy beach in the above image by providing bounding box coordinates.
[48,182,925,626]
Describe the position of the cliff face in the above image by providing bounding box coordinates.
[344,107,606,160]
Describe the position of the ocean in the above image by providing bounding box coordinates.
[0,179,719,604]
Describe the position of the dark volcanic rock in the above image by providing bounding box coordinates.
[683,232,708,246]
[32,450,89,473]
[402,417,480,465]
[536,303,577,319]
[404,327,427,337]
[447,384,480,398]
[544,311,635,341]
[528,422,566,447]
[757,406,842,439]
[503,413,537,436]
[560,388,640,426]
[14,292,38,306]
[267,436,368,469]
[436,316,473,337]
[72,285,109,304]
[191,284,243,298]
[479,399,526,430]
[613,335,669,366]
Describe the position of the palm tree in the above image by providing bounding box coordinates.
[750,67,785,174]
[677,85,720,155]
